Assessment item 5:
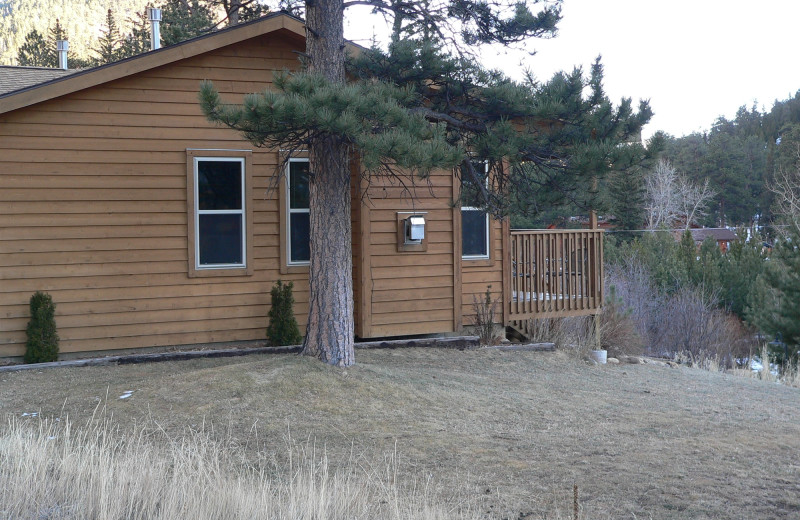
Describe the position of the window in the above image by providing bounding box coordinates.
[194,157,246,268]
[460,161,490,260]
[187,149,252,277]
[287,158,310,264]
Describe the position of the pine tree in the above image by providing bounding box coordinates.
[267,281,303,346]
[608,167,647,240]
[46,18,67,67]
[17,29,50,67]
[201,0,654,366]
[94,9,122,65]
[118,8,150,59]
[160,0,216,47]
[24,292,59,364]
[719,228,764,319]
[747,225,800,362]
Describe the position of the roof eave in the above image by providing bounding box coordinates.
[0,13,307,115]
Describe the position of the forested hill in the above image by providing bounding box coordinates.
[662,92,800,227]
[0,0,151,65]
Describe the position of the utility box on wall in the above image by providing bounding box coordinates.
[396,212,428,252]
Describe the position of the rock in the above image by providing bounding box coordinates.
[607,357,619,364]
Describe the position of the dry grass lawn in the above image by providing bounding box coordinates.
[2,347,799,519]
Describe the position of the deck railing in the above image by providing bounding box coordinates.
[508,229,604,321]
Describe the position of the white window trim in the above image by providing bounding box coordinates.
[193,156,246,270]
[461,160,490,260]
[286,157,310,266]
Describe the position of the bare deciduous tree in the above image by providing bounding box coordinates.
[645,159,715,229]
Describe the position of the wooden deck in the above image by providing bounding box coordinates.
[507,229,603,333]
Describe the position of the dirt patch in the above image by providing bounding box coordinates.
[1,348,799,519]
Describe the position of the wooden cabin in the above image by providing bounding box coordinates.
[0,13,603,358]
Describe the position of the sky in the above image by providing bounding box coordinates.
[343,0,800,140]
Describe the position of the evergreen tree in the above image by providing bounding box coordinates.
[747,224,800,362]
[267,281,303,346]
[201,0,654,366]
[24,292,59,364]
[160,0,216,46]
[94,9,122,65]
[719,229,764,319]
[608,167,647,239]
[219,0,268,25]
[118,8,150,59]
[17,29,50,67]
[46,18,67,66]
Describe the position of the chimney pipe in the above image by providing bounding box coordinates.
[148,7,162,51]
[56,40,69,69]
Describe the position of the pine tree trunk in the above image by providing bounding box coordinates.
[301,0,355,366]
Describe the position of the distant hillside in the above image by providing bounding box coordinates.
[0,0,151,65]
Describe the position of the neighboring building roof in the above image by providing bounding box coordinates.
[689,228,737,243]
[0,65,76,95]
[0,12,334,115]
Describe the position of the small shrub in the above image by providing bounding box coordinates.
[598,285,644,358]
[472,285,500,346]
[267,280,302,346]
[24,291,59,364]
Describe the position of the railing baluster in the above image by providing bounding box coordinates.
[508,228,604,322]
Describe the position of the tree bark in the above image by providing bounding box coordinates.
[301,0,355,366]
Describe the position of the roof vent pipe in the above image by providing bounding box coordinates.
[148,7,162,51]
[56,40,68,69]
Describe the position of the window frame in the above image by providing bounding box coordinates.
[460,161,491,261]
[287,158,311,266]
[280,157,311,273]
[186,149,253,278]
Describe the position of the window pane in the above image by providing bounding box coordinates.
[199,214,243,265]
[290,212,310,263]
[289,161,310,209]
[462,209,488,257]
[198,160,242,210]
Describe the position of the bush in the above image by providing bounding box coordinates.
[598,285,644,358]
[472,285,500,346]
[267,280,302,346]
[24,291,59,364]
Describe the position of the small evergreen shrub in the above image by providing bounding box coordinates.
[24,291,59,364]
[267,281,302,346]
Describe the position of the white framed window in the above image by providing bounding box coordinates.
[287,158,310,265]
[193,157,246,269]
[461,161,490,260]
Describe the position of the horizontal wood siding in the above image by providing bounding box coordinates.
[0,34,313,356]
[363,172,455,337]
[460,217,506,329]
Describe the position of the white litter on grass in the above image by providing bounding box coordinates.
[119,391,134,400]
[21,412,39,418]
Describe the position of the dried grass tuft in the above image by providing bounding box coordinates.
[0,416,476,520]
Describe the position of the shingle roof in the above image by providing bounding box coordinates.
[0,66,76,95]
[690,228,738,242]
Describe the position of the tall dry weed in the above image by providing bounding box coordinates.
[0,416,477,520]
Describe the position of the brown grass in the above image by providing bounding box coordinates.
[2,348,800,519]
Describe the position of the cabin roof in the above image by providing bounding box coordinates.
[689,228,737,242]
[0,65,76,95]
[0,12,314,114]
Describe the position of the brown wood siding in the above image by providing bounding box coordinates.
[460,217,506,329]
[361,171,455,337]
[0,34,313,357]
